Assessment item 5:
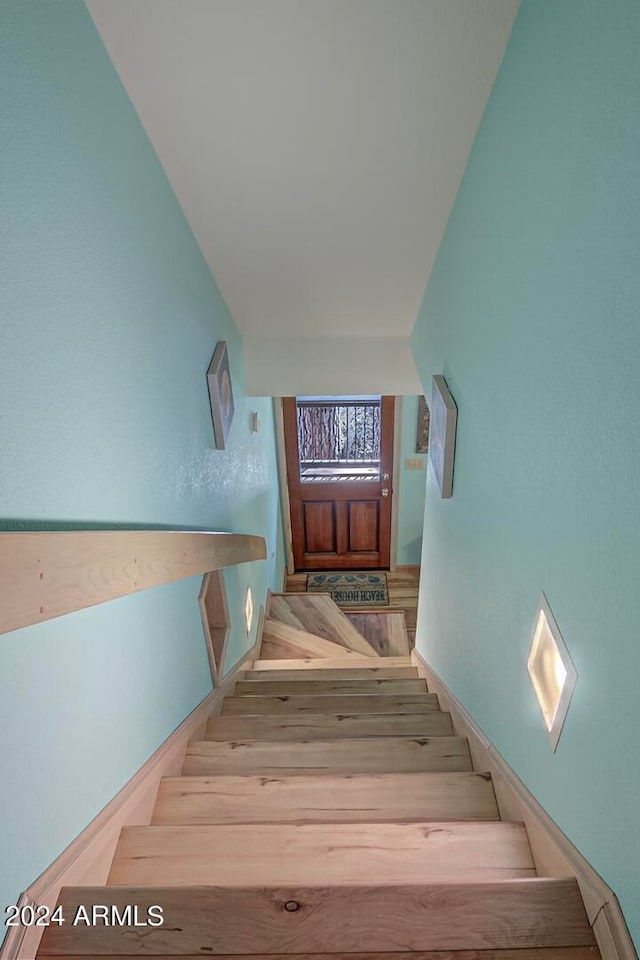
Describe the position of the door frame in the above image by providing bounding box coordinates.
[274,396,401,574]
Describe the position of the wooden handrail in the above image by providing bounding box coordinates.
[0,530,266,636]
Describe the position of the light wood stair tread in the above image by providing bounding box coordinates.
[35,949,600,960]
[203,711,455,741]
[107,821,536,886]
[185,735,471,775]
[234,677,427,696]
[270,593,380,657]
[244,664,418,680]
[152,771,499,824]
[346,610,411,657]
[221,692,440,715]
[251,656,413,671]
[38,879,596,956]
[260,619,372,661]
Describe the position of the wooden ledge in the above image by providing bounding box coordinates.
[0,530,266,635]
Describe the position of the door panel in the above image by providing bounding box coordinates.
[283,397,394,571]
[348,501,379,553]
[303,502,336,554]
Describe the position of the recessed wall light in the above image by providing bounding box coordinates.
[244,586,254,635]
[527,595,577,751]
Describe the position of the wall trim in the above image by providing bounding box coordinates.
[389,395,403,572]
[412,648,637,960]
[273,398,295,576]
[0,642,257,960]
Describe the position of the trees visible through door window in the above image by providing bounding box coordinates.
[295,396,382,482]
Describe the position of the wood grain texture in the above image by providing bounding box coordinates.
[0,530,266,636]
[270,594,380,657]
[243,665,418,681]
[108,821,536,886]
[35,950,601,960]
[203,712,455,741]
[260,620,371,661]
[38,880,596,956]
[285,567,419,631]
[346,612,410,657]
[251,657,413,672]
[348,500,379,552]
[221,693,440,716]
[234,678,427,696]
[152,771,499,824]
[185,736,471,775]
[269,595,308,630]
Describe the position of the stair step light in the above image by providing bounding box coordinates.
[527,595,578,751]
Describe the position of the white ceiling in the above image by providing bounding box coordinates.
[87,0,518,341]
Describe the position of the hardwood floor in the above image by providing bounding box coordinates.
[285,565,420,632]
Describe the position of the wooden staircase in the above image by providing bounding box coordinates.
[37,592,600,960]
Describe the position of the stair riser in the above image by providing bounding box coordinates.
[234,679,427,696]
[205,712,454,740]
[221,694,439,716]
[261,620,374,661]
[108,821,535,886]
[244,665,418,680]
[152,772,499,824]
[185,736,471,775]
[251,657,413,671]
[40,880,596,956]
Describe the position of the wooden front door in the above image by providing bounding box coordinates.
[283,396,394,571]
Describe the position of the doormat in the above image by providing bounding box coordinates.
[307,572,389,607]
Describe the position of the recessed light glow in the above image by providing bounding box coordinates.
[244,587,254,635]
[527,596,577,751]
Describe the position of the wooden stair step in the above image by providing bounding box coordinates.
[38,879,596,957]
[204,711,454,741]
[244,664,418,680]
[221,693,440,716]
[185,736,471,775]
[107,821,536,886]
[270,593,380,657]
[152,771,499,824]
[251,656,413,671]
[260,619,372,661]
[346,611,411,657]
[234,677,427,696]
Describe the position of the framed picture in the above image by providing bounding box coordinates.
[207,341,235,449]
[416,395,430,453]
[428,375,457,498]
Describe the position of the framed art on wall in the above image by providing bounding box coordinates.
[207,341,235,449]
[429,375,457,498]
[416,395,430,453]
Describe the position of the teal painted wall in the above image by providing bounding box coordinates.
[412,0,640,945]
[0,0,284,919]
[397,397,426,566]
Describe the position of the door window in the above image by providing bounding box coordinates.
[295,396,382,483]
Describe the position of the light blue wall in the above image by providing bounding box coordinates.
[412,0,640,946]
[0,0,284,919]
[397,397,426,566]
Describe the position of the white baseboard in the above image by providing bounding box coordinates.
[412,648,637,960]
[1,642,257,960]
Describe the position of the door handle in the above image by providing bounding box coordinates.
[381,488,389,497]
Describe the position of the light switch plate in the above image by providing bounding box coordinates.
[405,458,424,470]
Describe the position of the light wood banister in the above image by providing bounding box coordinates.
[0,530,266,636]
